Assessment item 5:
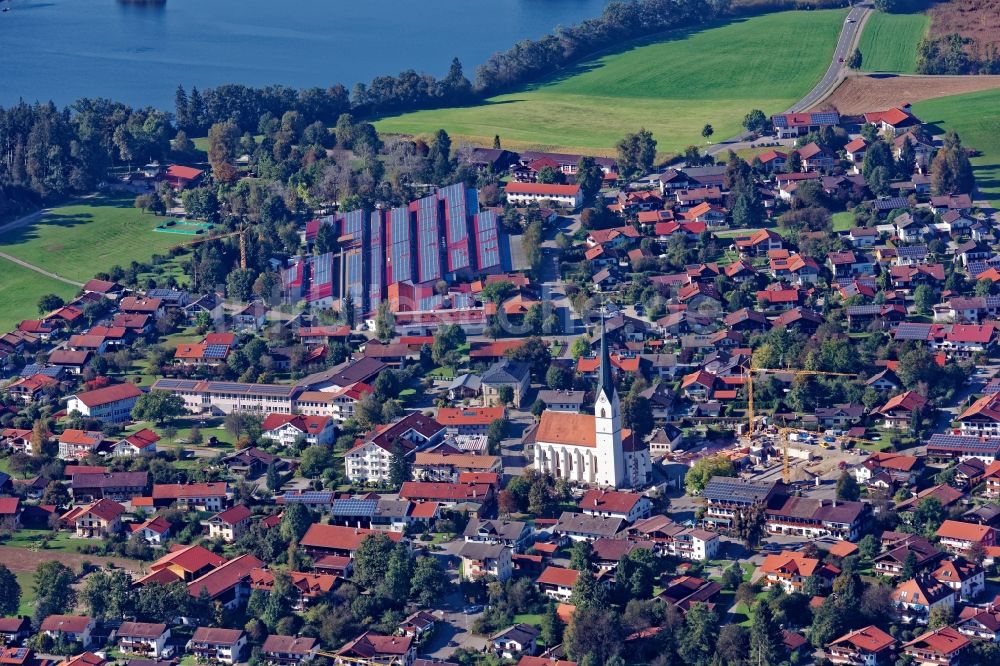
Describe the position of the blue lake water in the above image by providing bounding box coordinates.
[0,0,609,108]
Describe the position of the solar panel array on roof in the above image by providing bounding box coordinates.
[927,434,1000,453]
[475,210,501,271]
[894,322,933,340]
[283,491,335,503]
[440,183,473,274]
[810,111,840,125]
[203,381,297,397]
[330,498,378,517]
[873,197,909,211]
[341,210,365,243]
[416,195,441,283]
[204,344,229,359]
[153,378,199,389]
[702,477,775,504]
[308,252,335,302]
[369,211,384,305]
[345,247,364,311]
[846,305,882,316]
[387,207,412,285]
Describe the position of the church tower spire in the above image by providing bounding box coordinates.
[594,308,625,487]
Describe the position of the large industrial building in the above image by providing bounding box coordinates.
[286,184,506,317]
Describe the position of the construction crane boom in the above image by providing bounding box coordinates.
[180,225,248,269]
[743,365,858,484]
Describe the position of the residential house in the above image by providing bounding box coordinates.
[116,622,172,659]
[489,625,539,660]
[457,542,513,582]
[902,627,969,666]
[891,577,955,624]
[463,518,531,552]
[261,636,317,666]
[875,391,929,431]
[480,359,531,408]
[65,383,142,423]
[205,504,253,542]
[189,628,246,664]
[935,520,996,557]
[152,482,229,511]
[130,515,171,545]
[62,498,125,537]
[40,616,95,648]
[335,632,414,666]
[827,626,896,666]
[261,414,335,447]
[112,429,160,456]
[345,413,444,485]
[536,566,579,601]
[759,551,838,594]
[577,489,652,524]
[57,430,106,460]
[932,558,985,601]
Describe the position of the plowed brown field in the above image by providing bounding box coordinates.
[810,73,1000,114]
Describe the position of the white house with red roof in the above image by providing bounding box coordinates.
[130,515,172,545]
[864,107,921,136]
[344,413,444,484]
[205,504,253,542]
[261,413,335,447]
[57,429,107,459]
[61,499,125,537]
[935,520,996,557]
[162,164,204,190]
[875,391,929,431]
[826,625,896,666]
[504,182,583,208]
[0,497,21,530]
[903,627,969,666]
[66,383,142,423]
[40,615,96,648]
[578,489,652,523]
[112,428,160,456]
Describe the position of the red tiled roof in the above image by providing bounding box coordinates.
[187,554,263,599]
[936,519,994,543]
[505,182,581,196]
[150,544,225,574]
[578,489,644,514]
[165,165,204,181]
[70,382,141,408]
[300,524,403,552]
[536,566,579,588]
[40,615,92,633]
[436,407,505,426]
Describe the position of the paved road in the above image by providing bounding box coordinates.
[703,3,872,158]
[787,3,872,112]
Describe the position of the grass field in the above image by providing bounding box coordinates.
[0,260,80,333]
[0,194,184,283]
[856,11,929,73]
[912,88,1000,207]
[832,211,855,232]
[16,570,35,616]
[377,9,847,156]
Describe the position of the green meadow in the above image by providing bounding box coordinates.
[855,10,929,73]
[376,9,848,156]
[913,88,1000,207]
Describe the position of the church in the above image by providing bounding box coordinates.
[532,321,651,489]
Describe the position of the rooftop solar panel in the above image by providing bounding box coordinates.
[387,207,412,284]
[308,252,335,302]
[474,210,501,271]
[416,195,441,283]
[204,344,229,359]
[369,211,384,305]
[894,322,932,340]
[331,498,378,516]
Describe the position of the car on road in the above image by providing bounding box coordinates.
[448,640,459,647]
[838,57,844,62]
[846,17,855,22]
[463,605,482,614]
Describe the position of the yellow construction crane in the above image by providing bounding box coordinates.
[743,366,858,484]
[313,651,402,665]
[180,224,249,269]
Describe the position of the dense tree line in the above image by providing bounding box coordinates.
[917,33,1000,75]
[0,100,171,216]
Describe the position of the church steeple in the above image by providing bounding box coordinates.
[598,313,614,400]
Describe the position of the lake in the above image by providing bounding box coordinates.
[0,0,610,109]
